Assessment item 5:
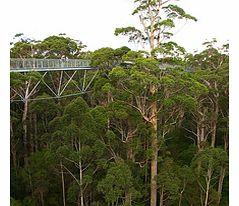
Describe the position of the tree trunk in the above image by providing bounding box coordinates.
[178,192,183,206]
[150,128,158,206]
[125,137,134,206]
[204,165,212,206]
[79,139,84,206]
[159,187,164,206]
[149,85,158,206]
[60,160,66,206]
[211,99,218,148]
[197,107,207,151]
[217,166,226,205]
[125,191,132,206]
[150,29,155,55]
[22,82,30,166]
[210,120,217,148]
[178,188,184,206]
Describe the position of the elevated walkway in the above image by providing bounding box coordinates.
[10,58,98,102]
[10,58,94,72]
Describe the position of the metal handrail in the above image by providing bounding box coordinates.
[10,58,91,70]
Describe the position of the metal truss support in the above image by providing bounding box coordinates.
[10,69,99,102]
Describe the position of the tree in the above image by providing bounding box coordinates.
[115,2,197,205]
[115,0,197,54]
[50,97,99,206]
[10,33,229,205]
[98,160,139,206]
[10,71,42,165]
[185,42,229,205]
[37,35,86,59]
[191,148,228,206]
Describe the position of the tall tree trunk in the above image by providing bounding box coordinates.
[217,166,225,206]
[178,192,183,206]
[125,137,134,206]
[211,99,218,148]
[204,165,212,206]
[150,29,155,55]
[125,190,132,206]
[216,132,228,205]
[79,139,84,206]
[60,160,66,206]
[22,80,31,166]
[149,85,158,206]
[210,120,217,148]
[197,107,207,151]
[178,183,186,206]
[159,187,164,206]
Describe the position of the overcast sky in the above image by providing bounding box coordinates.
[8,0,229,53]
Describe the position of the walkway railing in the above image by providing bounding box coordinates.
[10,58,92,72]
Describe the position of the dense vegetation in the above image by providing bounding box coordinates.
[10,1,228,206]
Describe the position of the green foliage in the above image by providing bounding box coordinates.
[106,130,117,140]
[90,106,109,129]
[98,161,139,204]
[158,158,181,200]
[114,46,131,57]
[115,27,146,43]
[30,94,59,118]
[164,4,197,21]
[122,50,144,61]
[191,148,228,175]
[10,34,85,59]
[67,182,79,203]
[10,41,34,58]
[38,35,85,58]
[90,47,116,69]
[116,0,197,53]
[10,32,229,205]
[152,41,186,59]
[10,197,36,206]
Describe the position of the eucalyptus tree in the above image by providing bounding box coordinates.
[10,33,38,58]
[10,34,87,166]
[90,46,131,70]
[21,149,59,206]
[187,41,229,149]
[98,160,140,206]
[49,97,109,206]
[115,1,197,205]
[191,148,228,206]
[115,0,197,54]
[186,41,229,205]
[107,56,206,206]
[10,71,42,166]
[29,95,60,151]
[37,35,86,59]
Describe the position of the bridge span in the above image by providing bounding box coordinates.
[10,58,98,102]
[10,58,94,72]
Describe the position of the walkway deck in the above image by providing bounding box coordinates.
[10,58,94,72]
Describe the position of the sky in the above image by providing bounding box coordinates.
[8,0,229,53]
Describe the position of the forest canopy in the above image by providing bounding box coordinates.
[10,1,228,206]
